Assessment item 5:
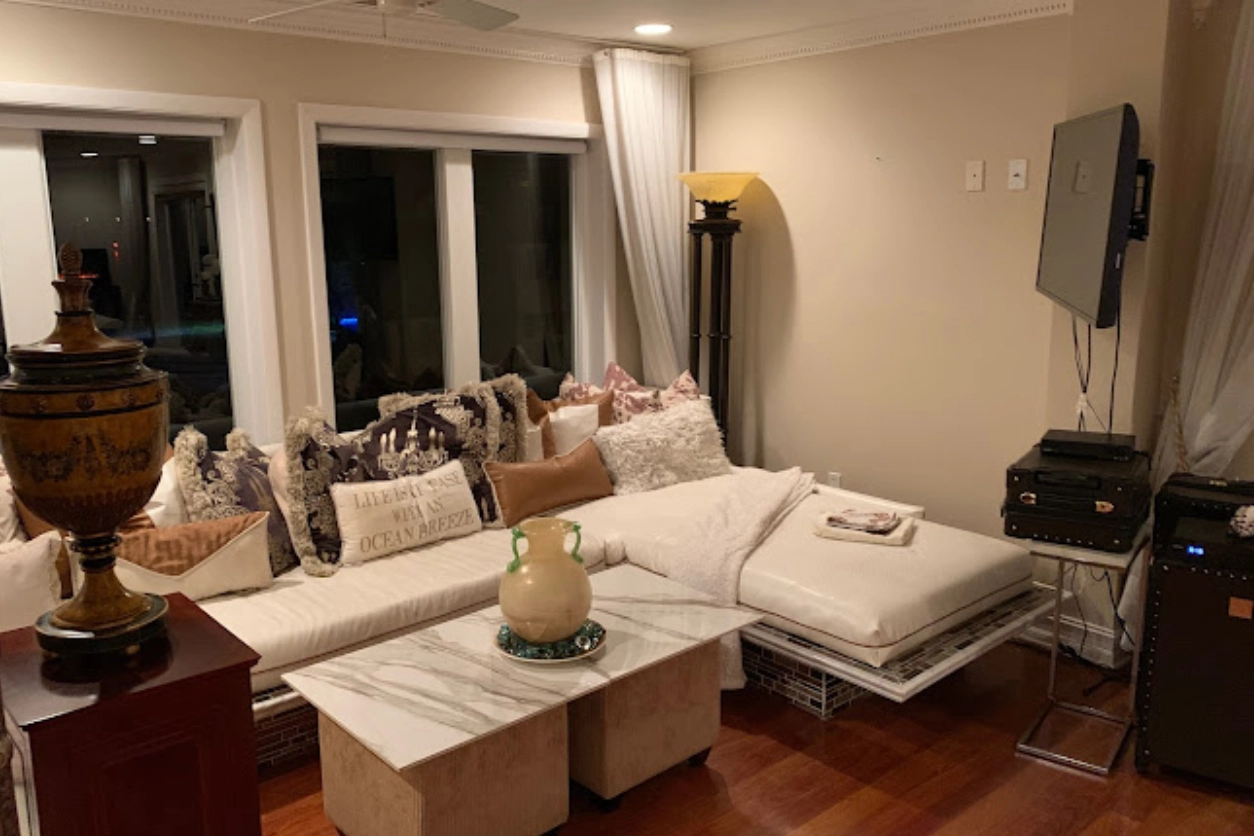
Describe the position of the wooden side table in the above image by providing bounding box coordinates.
[0,594,261,836]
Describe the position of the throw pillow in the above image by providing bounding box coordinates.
[560,362,701,424]
[484,440,614,528]
[0,470,24,544]
[174,427,299,578]
[144,457,188,528]
[284,409,362,576]
[370,388,503,524]
[0,532,61,632]
[592,399,731,495]
[73,512,274,602]
[526,390,614,458]
[15,496,154,598]
[330,460,482,565]
[469,375,528,464]
[549,404,602,458]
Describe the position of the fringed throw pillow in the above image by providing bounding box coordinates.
[174,427,299,577]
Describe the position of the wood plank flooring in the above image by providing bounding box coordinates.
[259,644,1254,835]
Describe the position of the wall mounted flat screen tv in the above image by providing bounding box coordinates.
[1036,104,1141,328]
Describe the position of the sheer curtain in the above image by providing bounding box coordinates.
[1151,0,1254,485]
[1120,0,1254,647]
[593,49,690,385]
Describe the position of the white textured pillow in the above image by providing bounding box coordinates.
[144,457,188,528]
[593,399,731,495]
[0,474,25,544]
[550,403,601,457]
[331,460,482,565]
[0,532,61,631]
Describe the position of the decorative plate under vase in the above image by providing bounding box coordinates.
[495,619,606,664]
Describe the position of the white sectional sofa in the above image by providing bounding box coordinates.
[194,469,1034,737]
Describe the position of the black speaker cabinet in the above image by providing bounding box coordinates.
[1136,556,1254,788]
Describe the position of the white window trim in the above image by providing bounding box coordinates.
[0,82,284,445]
[297,103,617,426]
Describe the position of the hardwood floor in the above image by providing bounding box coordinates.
[259,643,1254,835]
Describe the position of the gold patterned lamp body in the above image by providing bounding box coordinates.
[0,244,169,654]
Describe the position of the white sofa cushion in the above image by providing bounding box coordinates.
[202,527,606,692]
[739,491,1034,667]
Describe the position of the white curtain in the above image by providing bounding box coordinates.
[594,49,690,386]
[1120,0,1254,648]
[1151,0,1254,485]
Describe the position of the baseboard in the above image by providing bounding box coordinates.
[1018,613,1130,670]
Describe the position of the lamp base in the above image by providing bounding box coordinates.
[35,594,168,656]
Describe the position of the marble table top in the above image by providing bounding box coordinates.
[283,565,760,771]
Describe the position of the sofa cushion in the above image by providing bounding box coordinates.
[738,492,1035,667]
[201,526,607,692]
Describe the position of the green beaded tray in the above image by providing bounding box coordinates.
[495,619,607,664]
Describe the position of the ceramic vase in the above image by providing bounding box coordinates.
[499,518,591,644]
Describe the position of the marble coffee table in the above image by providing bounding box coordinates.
[283,565,760,836]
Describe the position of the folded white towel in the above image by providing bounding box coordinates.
[814,513,916,546]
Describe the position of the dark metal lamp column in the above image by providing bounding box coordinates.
[679,172,758,436]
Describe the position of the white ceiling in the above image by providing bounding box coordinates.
[448,0,946,50]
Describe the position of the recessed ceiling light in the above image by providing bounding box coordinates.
[138,135,157,145]
[634,23,672,36]
[80,152,99,158]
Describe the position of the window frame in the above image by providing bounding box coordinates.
[298,103,616,427]
[0,83,284,445]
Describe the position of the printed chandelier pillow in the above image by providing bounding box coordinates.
[330,460,482,565]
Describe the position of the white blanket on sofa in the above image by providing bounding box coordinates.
[625,467,815,688]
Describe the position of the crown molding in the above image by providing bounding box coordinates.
[3,0,599,66]
[689,0,1073,75]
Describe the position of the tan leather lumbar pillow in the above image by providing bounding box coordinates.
[484,439,613,528]
[526,390,614,458]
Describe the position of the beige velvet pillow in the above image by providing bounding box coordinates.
[484,440,614,528]
[73,512,274,602]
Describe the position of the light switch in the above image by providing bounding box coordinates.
[1008,158,1028,191]
[965,160,985,192]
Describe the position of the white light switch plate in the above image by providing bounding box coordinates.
[1008,158,1028,191]
[965,160,985,192]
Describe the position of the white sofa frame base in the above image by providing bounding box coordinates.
[741,585,1055,709]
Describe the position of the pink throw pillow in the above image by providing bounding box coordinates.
[560,364,701,424]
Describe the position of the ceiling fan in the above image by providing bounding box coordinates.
[249,0,519,31]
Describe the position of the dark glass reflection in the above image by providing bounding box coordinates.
[472,151,572,399]
[319,146,443,430]
[43,132,230,445]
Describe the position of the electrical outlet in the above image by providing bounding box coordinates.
[827,471,843,489]
[965,160,985,192]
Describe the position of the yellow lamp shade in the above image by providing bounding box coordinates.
[678,172,759,203]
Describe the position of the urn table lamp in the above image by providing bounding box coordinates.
[678,172,758,435]
[0,244,170,654]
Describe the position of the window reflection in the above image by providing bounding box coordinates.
[43,132,230,445]
[319,145,443,430]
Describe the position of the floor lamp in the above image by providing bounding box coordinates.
[679,172,758,435]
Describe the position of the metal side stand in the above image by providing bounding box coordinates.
[1014,530,1149,776]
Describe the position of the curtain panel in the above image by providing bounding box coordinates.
[593,49,691,386]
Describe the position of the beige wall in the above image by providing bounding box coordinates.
[1042,0,1173,442]
[0,2,609,415]
[694,17,1070,536]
